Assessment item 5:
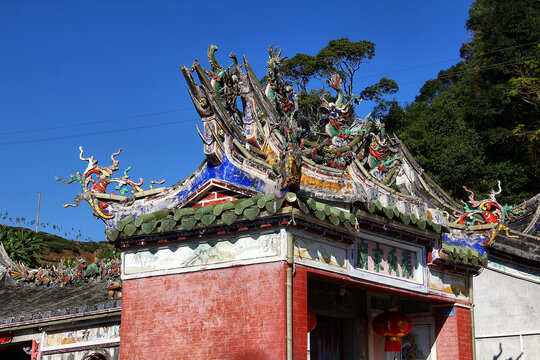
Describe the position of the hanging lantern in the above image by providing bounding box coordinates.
[372,307,412,352]
[307,309,317,333]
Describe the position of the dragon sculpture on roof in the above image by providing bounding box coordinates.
[56,147,164,219]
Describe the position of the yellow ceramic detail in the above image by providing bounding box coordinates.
[89,198,114,219]
[300,173,355,194]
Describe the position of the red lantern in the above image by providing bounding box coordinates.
[0,332,13,344]
[372,307,412,352]
[307,309,317,333]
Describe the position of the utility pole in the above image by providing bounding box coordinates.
[36,192,41,233]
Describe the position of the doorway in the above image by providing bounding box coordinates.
[308,279,368,360]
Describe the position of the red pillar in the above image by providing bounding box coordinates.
[293,266,308,360]
[434,305,473,360]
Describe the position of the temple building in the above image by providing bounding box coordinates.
[1,45,539,360]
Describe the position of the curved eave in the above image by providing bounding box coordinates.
[108,193,358,242]
[107,191,444,247]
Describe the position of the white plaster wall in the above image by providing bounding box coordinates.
[473,267,540,360]
[475,337,521,360]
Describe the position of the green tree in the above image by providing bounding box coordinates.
[508,44,540,109]
[316,38,376,97]
[282,38,398,100]
[393,0,540,204]
[279,38,399,140]
[1,227,46,266]
[97,246,120,260]
[279,53,326,92]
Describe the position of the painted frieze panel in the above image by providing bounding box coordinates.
[44,323,120,349]
[351,232,427,292]
[123,231,282,278]
[293,234,348,271]
[428,268,469,299]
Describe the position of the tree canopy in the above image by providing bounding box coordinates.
[1,227,45,266]
[0,225,118,267]
[278,38,399,140]
[387,0,540,204]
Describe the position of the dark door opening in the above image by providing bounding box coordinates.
[308,279,368,360]
[0,342,32,360]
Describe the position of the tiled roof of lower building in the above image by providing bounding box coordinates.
[0,280,120,329]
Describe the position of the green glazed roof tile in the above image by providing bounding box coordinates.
[213,202,235,216]
[107,229,119,242]
[235,196,260,215]
[142,221,158,234]
[265,198,284,214]
[244,206,260,221]
[442,242,487,267]
[181,216,196,230]
[109,192,445,241]
[400,213,411,225]
[201,213,217,226]
[384,207,395,220]
[297,198,310,214]
[174,208,195,221]
[257,194,275,209]
[160,218,177,232]
[124,223,137,237]
[221,210,237,225]
[116,215,134,231]
[195,205,214,220]
[314,209,326,222]
[329,214,340,226]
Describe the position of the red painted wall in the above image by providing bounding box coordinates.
[120,262,287,360]
[434,306,473,360]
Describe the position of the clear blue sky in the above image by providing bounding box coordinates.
[0,1,473,243]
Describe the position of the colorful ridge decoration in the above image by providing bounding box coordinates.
[447,181,526,246]
[56,147,165,219]
[9,258,121,294]
[183,44,402,183]
[56,44,540,272]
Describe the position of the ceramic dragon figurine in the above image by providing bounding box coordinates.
[207,44,241,113]
[364,118,401,182]
[321,73,364,147]
[265,45,298,119]
[451,181,526,245]
[56,147,164,219]
[263,46,302,189]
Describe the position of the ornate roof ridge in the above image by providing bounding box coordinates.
[55,44,540,266]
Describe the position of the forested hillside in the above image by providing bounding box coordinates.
[0,224,117,267]
[387,0,540,204]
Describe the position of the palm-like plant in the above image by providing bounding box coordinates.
[1,227,46,267]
